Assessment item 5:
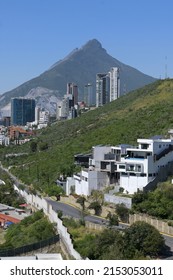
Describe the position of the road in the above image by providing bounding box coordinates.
[45,198,109,224]
[46,198,173,257]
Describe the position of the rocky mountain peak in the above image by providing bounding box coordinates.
[81,39,103,50]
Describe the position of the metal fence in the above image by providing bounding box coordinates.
[0,234,60,257]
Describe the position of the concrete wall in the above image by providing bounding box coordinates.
[74,170,108,196]
[120,174,148,193]
[14,185,82,260]
[129,213,173,235]
[104,194,132,209]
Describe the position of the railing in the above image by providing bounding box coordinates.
[0,234,59,257]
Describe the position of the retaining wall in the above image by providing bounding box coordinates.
[14,185,82,260]
[129,213,173,235]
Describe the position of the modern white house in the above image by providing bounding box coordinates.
[73,169,109,196]
[72,144,131,196]
[119,137,173,193]
[71,136,173,196]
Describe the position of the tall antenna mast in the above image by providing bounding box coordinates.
[165,56,168,79]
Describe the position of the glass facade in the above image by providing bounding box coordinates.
[11,98,35,125]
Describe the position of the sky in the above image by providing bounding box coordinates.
[0,0,173,94]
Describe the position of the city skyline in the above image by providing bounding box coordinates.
[0,0,173,94]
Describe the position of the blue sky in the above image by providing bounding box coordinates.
[0,0,173,94]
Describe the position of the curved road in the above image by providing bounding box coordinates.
[46,198,173,257]
[45,198,109,224]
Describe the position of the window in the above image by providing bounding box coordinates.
[119,165,125,169]
[129,173,136,176]
[137,165,141,172]
[141,144,149,149]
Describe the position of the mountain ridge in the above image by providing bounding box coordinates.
[0,39,156,112]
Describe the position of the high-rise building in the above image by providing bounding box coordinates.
[96,73,110,107]
[109,67,120,101]
[96,67,120,107]
[11,98,35,125]
[84,83,95,107]
[56,98,70,120]
[66,83,78,107]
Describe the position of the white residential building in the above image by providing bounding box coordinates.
[73,144,131,196]
[72,136,173,196]
[74,169,109,196]
[119,137,173,193]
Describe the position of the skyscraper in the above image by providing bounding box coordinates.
[66,83,78,107]
[109,67,120,101]
[84,83,95,107]
[96,67,120,107]
[11,98,35,125]
[96,73,110,107]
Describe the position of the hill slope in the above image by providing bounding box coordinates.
[0,39,156,110]
[1,79,173,191]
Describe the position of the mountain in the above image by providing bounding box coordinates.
[0,39,156,112]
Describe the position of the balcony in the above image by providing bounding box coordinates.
[100,161,115,173]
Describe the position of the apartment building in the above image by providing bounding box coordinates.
[96,67,120,107]
[109,67,120,101]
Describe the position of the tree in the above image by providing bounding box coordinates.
[76,196,86,211]
[91,190,104,204]
[45,185,64,198]
[123,221,165,258]
[88,201,102,216]
[116,203,129,223]
[39,142,49,151]
[2,210,56,249]
[106,212,119,226]
[93,229,124,260]
[30,141,37,152]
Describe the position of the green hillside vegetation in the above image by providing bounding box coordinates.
[0,210,56,249]
[62,218,165,259]
[132,180,173,220]
[1,79,173,194]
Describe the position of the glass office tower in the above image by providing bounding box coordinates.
[11,98,35,125]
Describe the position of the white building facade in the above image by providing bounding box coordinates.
[72,137,173,196]
[74,169,109,196]
[109,67,120,101]
[119,138,173,193]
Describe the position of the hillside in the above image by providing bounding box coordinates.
[0,39,156,111]
[1,79,173,191]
